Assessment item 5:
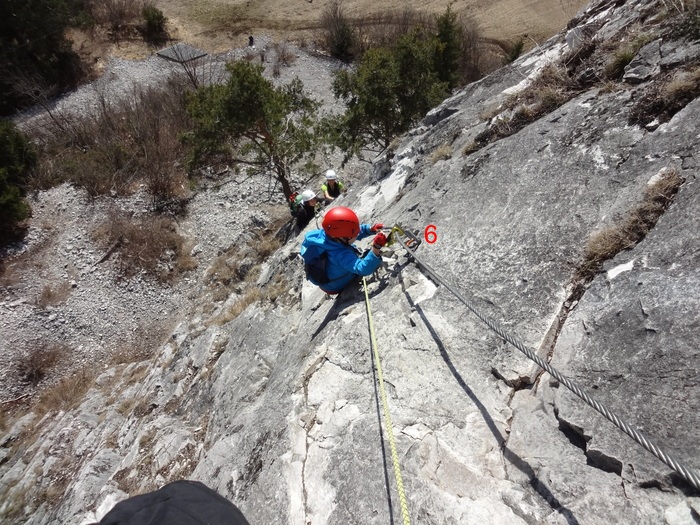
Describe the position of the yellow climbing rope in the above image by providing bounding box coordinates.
[362,276,411,525]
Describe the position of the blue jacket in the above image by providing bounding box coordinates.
[301,225,382,292]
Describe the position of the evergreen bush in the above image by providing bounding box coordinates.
[142,4,168,43]
[0,120,36,240]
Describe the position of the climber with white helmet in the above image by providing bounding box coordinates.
[300,206,385,294]
[321,169,346,204]
[291,189,320,233]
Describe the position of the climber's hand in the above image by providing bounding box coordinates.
[372,232,387,249]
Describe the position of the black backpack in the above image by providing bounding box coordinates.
[301,244,330,284]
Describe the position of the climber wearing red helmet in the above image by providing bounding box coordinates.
[300,206,387,294]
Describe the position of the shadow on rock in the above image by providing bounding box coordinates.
[310,263,399,340]
[399,273,581,525]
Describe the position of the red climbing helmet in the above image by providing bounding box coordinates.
[322,207,360,239]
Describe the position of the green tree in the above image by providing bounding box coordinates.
[186,61,324,199]
[0,120,36,239]
[332,29,447,162]
[0,0,83,116]
[394,29,448,121]
[331,48,400,159]
[434,4,461,90]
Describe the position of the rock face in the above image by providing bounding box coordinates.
[2,0,699,524]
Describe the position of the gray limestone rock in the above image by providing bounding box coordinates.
[624,40,662,84]
[2,1,699,524]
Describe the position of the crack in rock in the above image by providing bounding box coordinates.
[553,407,624,476]
[533,169,685,391]
[492,367,533,392]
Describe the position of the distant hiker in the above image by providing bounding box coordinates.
[300,206,386,294]
[292,189,319,233]
[94,480,250,525]
[321,169,345,204]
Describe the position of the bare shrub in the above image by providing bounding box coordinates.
[359,8,430,51]
[28,161,73,191]
[254,231,283,260]
[215,287,264,325]
[673,0,700,38]
[18,344,67,385]
[430,144,453,164]
[23,102,131,195]
[534,85,571,113]
[92,0,142,32]
[458,17,486,84]
[630,67,700,127]
[603,48,637,80]
[211,270,289,326]
[117,397,138,416]
[520,63,574,106]
[206,254,244,302]
[273,41,297,67]
[205,219,288,323]
[599,80,623,93]
[92,209,197,282]
[319,0,357,61]
[661,0,684,11]
[661,0,700,21]
[34,367,96,416]
[125,363,150,386]
[3,70,75,135]
[661,67,700,103]
[575,168,684,281]
[111,321,174,364]
[244,48,261,62]
[602,27,654,80]
[29,77,192,203]
[115,83,191,205]
[462,141,480,156]
[471,111,522,148]
[271,42,296,78]
[205,222,284,302]
[472,63,576,150]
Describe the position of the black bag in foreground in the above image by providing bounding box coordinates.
[302,247,329,284]
[98,480,250,525]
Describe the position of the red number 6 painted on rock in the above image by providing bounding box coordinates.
[424,224,437,244]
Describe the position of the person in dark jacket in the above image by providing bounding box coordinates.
[95,480,250,525]
[293,189,319,233]
[301,206,386,294]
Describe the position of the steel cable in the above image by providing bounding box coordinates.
[395,233,700,491]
